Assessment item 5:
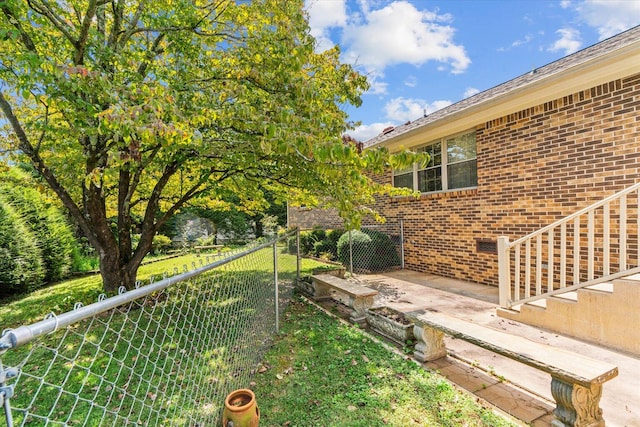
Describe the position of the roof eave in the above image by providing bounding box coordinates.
[369,38,640,152]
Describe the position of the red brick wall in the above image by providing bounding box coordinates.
[373,73,640,286]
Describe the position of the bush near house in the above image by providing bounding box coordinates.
[337,229,400,272]
[313,228,343,259]
[292,228,400,272]
[289,228,345,260]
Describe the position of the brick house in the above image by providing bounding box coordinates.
[353,25,640,288]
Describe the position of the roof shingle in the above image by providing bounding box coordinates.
[364,25,640,148]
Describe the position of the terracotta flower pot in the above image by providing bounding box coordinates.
[222,389,260,427]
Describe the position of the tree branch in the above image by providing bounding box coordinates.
[116,0,145,50]
[27,0,78,47]
[1,5,38,52]
[136,33,165,77]
[74,0,98,65]
[107,0,124,49]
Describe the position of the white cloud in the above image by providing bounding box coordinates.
[574,0,640,40]
[511,34,533,48]
[384,97,452,122]
[404,76,417,88]
[498,34,533,53]
[560,0,572,9]
[341,1,470,74]
[548,27,582,55]
[361,69,388,95]
[305,0,347,51]
[463,87,480,98]
[349,122,395,142]
[368,79,388,95]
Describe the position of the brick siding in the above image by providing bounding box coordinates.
[371,73,640,286]
[287,205,344,230]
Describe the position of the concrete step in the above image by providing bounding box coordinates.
[583,282,614,294]
[527,299,547,309]
[497,275,640,355]
[551,291,578,302]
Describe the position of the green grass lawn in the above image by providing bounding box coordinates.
[0,247,331,426]
[0,253,206,329]
[253,297,518,427]
[0,248,516,426]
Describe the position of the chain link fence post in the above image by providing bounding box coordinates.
[273,241,279,333]
[348,229,354,277]
[0,361,14,427]
[296,228,301,284]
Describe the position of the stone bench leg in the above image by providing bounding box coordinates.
[349,295,374,324]
[551,377,604,427]
[312,282,332,301]
[413,324,447,363]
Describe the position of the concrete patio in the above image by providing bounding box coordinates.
[358,269,640,427]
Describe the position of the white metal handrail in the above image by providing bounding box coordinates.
[498,182,640,308]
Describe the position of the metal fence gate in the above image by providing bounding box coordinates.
[0,232,299,426]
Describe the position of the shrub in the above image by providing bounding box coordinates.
[366,229,401,270]
[294,228,327,255]
[0,197,45,296]
[0,168,75,283]
[41,206,76,281]
[337,230,372,271]
[312,229,343,260]
[286,236,293,254]
[337,229,400,272]
[196,234,217,247]
[152,234,173,254]
[312,240,332,258]
[323,229,344,260]
[309,228,326,242]
[298,231,317,255]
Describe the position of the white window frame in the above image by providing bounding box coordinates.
[393,130,477,194]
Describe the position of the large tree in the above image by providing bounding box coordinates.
[0,0,421,292]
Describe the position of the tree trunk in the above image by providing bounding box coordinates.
[254,217,264,238]
[98,246,140,293]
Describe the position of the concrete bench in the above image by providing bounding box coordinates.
[406,310,618,427]
[311,274,378,324]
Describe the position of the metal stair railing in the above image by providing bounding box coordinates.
[498,182,640,308]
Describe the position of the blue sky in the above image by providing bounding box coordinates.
[304,0,640,142]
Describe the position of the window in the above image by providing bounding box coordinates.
[417,142,442,192]
[393,166,414,190]
[393,131,477,193]
[446,132,477,190]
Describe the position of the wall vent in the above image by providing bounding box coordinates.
[476,239,497,254]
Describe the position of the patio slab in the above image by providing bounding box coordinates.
[358,269,640,427]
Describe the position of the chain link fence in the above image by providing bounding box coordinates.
[0,232,299,426]
[296,220,405,277]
